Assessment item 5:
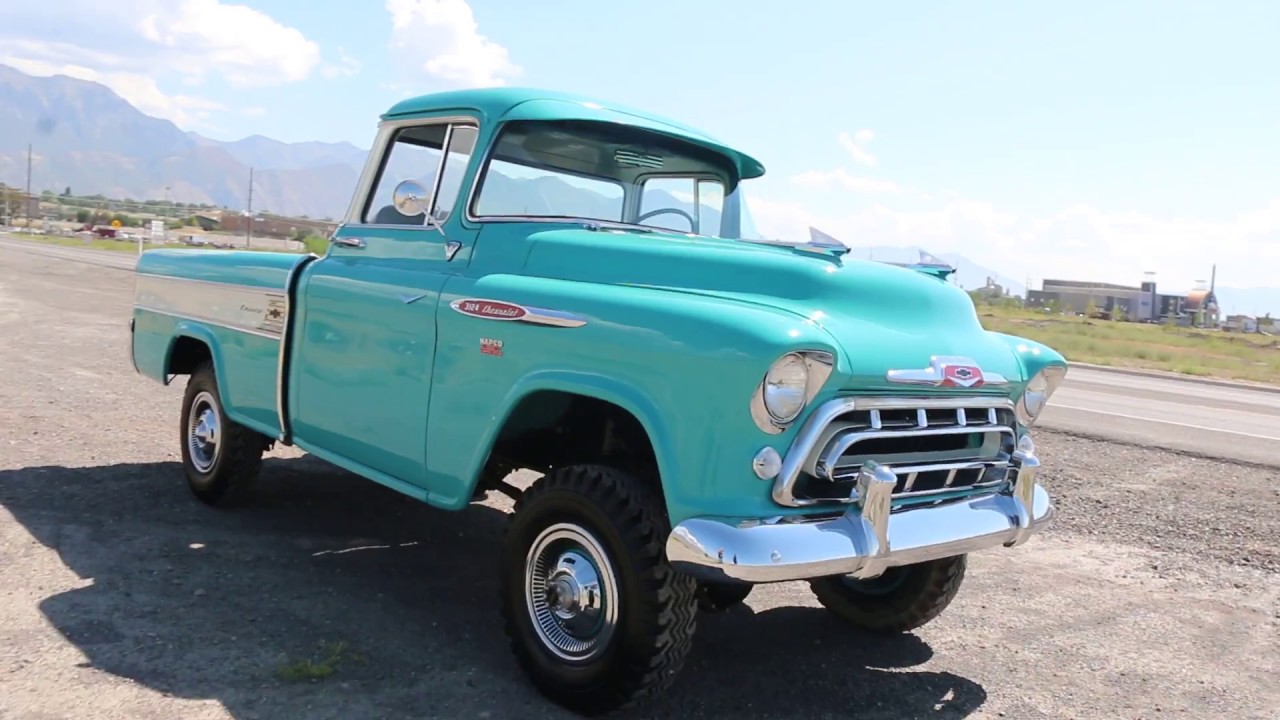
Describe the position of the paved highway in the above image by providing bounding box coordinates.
[3,234,1277,466]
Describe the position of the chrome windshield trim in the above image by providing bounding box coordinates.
[771,395,1017,508]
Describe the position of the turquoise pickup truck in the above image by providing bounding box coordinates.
[129,87,1066,715]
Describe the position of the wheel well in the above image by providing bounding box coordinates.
[480,390,662,497]
[168,336,212,376]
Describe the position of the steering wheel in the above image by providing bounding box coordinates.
[635,207,696,232]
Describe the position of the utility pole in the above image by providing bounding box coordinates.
[24,143,33,226]
[245,167,254,248]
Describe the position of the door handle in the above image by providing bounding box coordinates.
[331,236,366,248]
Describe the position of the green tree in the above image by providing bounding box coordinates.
[75,209,91,224]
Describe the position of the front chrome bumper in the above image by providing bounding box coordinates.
[665,447,1052,584]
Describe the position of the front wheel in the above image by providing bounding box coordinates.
[499,464,697,716]
[808,555,967,633]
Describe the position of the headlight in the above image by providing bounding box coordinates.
[750,350,836,434]
[1016,365,1067,426]
[763,352,809,423]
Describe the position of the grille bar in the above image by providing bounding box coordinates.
[771,395,1020,508]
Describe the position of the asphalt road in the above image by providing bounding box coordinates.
[1042,367,1280,466]
[2,233,1277,468]
[2,235,1278,719]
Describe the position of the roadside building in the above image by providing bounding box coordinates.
[1026,269,1221,326]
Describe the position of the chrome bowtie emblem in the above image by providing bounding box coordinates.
[885,356,1008,388]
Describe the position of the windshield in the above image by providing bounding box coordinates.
[470,119,765,240]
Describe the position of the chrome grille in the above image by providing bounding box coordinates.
[774,396,1019,507]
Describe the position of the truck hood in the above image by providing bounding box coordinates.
[521,228,1029,389]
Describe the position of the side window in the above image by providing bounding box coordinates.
[361,122,478,226]
[363,124,446,225]
[639,176,725,235]
[432,125,478,222]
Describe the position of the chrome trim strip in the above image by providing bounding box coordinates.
[522,306,589,328]
[667,449,1052,584]
[135,306,281,341]
[771,395,1016,508]
[134,272,288,295]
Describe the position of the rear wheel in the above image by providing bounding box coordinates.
[808,555,967,633]
[499,464,697,716]
[180,361,269,506]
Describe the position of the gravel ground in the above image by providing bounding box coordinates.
[1,244,1277,720]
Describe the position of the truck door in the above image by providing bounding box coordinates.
[288,117,479,491]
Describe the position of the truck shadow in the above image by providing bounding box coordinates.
[0,457,987,719]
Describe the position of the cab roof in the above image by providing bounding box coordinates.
[382,87,766,180]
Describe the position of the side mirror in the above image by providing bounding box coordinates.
[392,179,430,217]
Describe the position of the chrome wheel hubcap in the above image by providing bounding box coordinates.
[525,523,618,663]
[187,391,220,473]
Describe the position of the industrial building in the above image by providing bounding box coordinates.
[1026,268,1220,326]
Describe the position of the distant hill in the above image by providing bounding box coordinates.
[0,64,358,218]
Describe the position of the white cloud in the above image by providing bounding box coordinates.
[0,0,330,128]
[386,0,521,88]
[0,53,226,126]
[322,47,363,80]
[745,194,1280,293]
[837,129,877,167]
[790,168,900,194]
[136,0,321,87]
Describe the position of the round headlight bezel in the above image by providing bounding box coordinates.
[762,352,810,424]
[1016,366,1066,427]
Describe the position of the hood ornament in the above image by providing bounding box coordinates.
[886,355,1008,388]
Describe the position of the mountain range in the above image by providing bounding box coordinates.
[0,63,1273,316]
[0,63,364,218]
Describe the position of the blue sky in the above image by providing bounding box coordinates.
[2,0,1278,303]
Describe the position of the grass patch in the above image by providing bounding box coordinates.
[275,640,363,682]
[978,304,1279,385]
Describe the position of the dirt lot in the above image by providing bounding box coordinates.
[1,245,1277,720]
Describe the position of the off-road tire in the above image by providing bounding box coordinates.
[179,361,268,506]
[695,581,753,613]
[499,464,698,716]
[808,555,967,633]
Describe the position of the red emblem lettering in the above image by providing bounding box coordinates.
[452,299,528,321]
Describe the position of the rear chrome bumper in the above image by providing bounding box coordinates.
[665,447,1053,584]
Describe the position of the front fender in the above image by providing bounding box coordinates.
[422,273,844,523]
[468,369,677,499]
[989,331,1068,381]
